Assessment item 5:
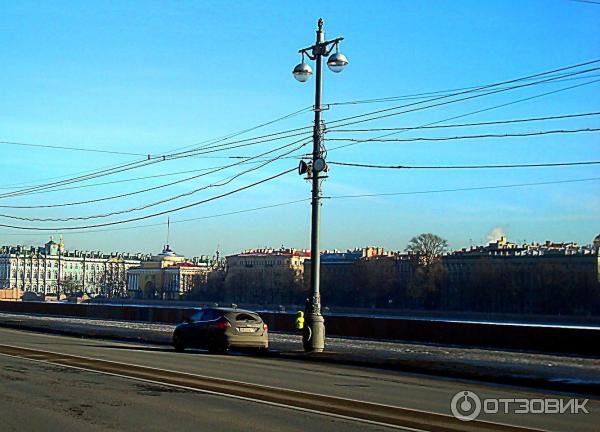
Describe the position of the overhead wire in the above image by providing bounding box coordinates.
[177,62,599,145]
[0,129,313,200]
[2,176,597,233]
[328,160,600,170]
[165,105,312,153]
[319,59,600,128]
[0,114,312,198]
[0,168,297,231]
[3,60,599,231]
[326,78,600,152]
[327,128,600,143]
[0,106,312,192]
[323,177,600,199]
[328,72,600,106]
[0,199,312,236]
[323,67,600,131]
[328,111,600,133]
[0,159,273,193]
[0,137,310,208]
[3,60,596,198]
[324,74,600,107]
[0,141,149,157]
[4,59,596,197]
[2,141,307,220]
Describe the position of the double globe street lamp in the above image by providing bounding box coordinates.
[292,18,348,352]
[293,48,348,82]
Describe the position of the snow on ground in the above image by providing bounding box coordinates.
[0,312,175,333]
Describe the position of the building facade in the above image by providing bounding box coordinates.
[127,245,213,300]
[224,248,310,304]
[303,247,417,307]
[0,238,148,299]
[445,236,600,283]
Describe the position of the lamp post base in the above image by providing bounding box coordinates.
[302,312,325,352]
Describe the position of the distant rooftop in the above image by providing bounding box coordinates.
[229,247,311,258]
[449,236,598,257]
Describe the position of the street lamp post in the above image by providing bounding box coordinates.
[293,18,348,352]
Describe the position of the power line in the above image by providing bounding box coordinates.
[0,199,311,235]
[569,0,600,5]
[2,142,305,220]
[323,177,600,199]
[0,157,160,199]
[321,59,600,128]
[327,128,600,144]
[0,158,142,190]
[0,160,263,193]
[165,106,312,153]
[0,137,309,208]
[0,107,312,191]
[0,141,149,157]
[3,60,597,203]
[0,107,312,159]
[5,60,596,198]
[325,67,600,131]
[0,130,312,200]
[328,160,600,170]
[2,176,597,233]
[162,129,312,161]
[326,79,600,152]
[0,120,309,201]
[0,115,313,198]
[327,72,600,106]
[10,109,595,188]
[0,166,225,192]
[0,168,296,231]
[0,154,304,195]
[328,111,600,133]
[0,148,297,192]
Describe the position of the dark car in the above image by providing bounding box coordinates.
[172,307,268,354]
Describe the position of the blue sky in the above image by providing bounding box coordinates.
[0,0,599,256]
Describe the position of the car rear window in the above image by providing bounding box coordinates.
[203,309,222,321]
[235,313,259,322]
[189,311,204,322]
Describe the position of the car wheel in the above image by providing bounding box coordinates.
[173,333,185,352]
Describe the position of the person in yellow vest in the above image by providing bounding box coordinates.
[294,311,304,331]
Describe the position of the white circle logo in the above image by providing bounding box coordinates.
[451,391,482,421]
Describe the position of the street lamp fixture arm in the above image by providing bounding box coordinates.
[297,37,345,59]
[299,50,317,61]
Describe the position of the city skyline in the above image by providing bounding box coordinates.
[2,230,599,259]
[1,1,599,258]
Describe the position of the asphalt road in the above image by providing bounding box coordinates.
[0,327,598,432]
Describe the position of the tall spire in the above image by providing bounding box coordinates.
[166,217,170,248]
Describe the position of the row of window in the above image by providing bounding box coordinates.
[1,271,122,281]
[233,259,290,266]
[2,261,128,270]
[2,284,106,294]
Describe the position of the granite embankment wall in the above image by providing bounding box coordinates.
[0,301,597,355]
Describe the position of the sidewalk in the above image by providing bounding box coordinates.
[1,312,599,396]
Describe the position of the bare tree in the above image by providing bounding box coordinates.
[405,233,448,266]
[100,268,126,298]
[60,276,82,296]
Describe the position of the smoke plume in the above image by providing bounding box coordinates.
[487,227,506,243]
